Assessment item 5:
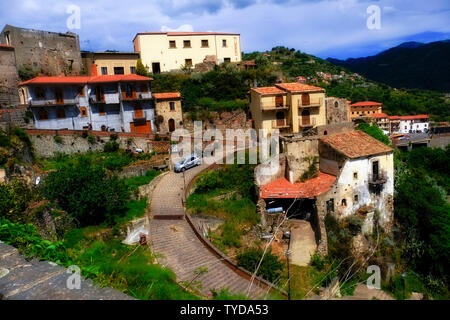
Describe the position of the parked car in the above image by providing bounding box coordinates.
[174,154,202,172]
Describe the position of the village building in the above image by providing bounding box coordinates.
[0,44,20,107]
[350,101,383,119]
[153,92,183,133]
[133,32,241,73]
[295,76,306,84]
[397,115,429,133]
[369,112,390,133]
[81,51,140,76]
[249,83,326,136]
[388,116,401,134]
[0,24,82,76]
[18,74,155,133]
[325,97,351,125]
[255,128,394,256]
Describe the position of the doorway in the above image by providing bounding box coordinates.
[301,93,310,106]
[168,118,175,132]
[372,160,379,180]
[152,62,161,74]
[301,109,310,126]
[276,111,285,127]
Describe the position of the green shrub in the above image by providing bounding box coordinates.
[87,134,95,144]
[13,127,32,147]
[104,141,119,153]
[0,180,36,222]
[236,248,283,283]
[0,129,10,147]
[104,153,132,171]
[54,135,63,144]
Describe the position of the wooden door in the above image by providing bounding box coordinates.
[301,93,310,106]
[130,121,151,134]
[134,105,143,118]
[301,110,310,125]
[55,88,64,104]
[168,118,175,132]
[276,111,285,127]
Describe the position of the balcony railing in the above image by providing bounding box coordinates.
[298,98,322,108]
[272,119,290,128]
[261,104,289,111]
[30,98,78,106]
[299,117,316,128]
[368,172,387,185]
[133,110,147,122]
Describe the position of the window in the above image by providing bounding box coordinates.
[54,88,64,104]
[101,67,108,75]
[222,39,227,47]
[56,107,66,119]
[35,87,46,100]
[114,67,124,75]
[201,39,209,47]
[353,172,358,179]
[335,101,339,108]
[185,59,192,67]
[183,40,191,48]
[170,101,175,111]
[80,107,88,117]
[5,33,10,46]
[169,40,176,48]
[224,58,231,63]
[354,194,359,202]
[341,199,347,207]
[98,104,105,115]
[78,86,85,97]
[95,86,104,102]
[38,108,48,120]
[130,66,136,74]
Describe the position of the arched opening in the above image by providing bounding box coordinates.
[301,109,310,126]
[334,101,339,108]
[101,125,107,131]
[168,118,175,132]
[323,130,327,135]
[276,111,285,127]
[80,107,88,117]
[341,199,347,207]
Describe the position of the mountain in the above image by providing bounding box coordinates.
[327,40,450,92]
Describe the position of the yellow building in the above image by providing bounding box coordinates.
[249,83,326,136]
[350,101,382,119]
[133,32,241,73]
[81,51,139,76]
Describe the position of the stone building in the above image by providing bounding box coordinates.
[0,44,20,107]
[325,97,351,125]
[255,129,394,256]
[1,24,82,76]
[153,92,183,133]
[18,74,155,133]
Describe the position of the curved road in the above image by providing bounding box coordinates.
[149,164,267,299]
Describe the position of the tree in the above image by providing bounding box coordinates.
[356,122,390,145]
[135,58,148,76]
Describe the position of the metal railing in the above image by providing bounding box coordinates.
[368,172,387,185]
[261,103,289,111]
[30,98,78,106]
[133,110,147,121]
[298,97,322,107]
[272,119,289,128]
[299,117,316,127]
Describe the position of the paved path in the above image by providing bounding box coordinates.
[0,243,132,300]
[289,220,317,267]
[149,164,267,299]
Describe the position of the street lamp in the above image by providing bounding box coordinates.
[285,249,292,300]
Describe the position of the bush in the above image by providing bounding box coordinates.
[0,180,36,222]
[13,127,32,147]
[0,129,10,147]
[236,248,283,283]
[43,162,130,226]
[54,136,63,144]
[104,141,119,153]
[87,134,95,144]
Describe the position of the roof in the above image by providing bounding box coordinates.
[388,116,400,120]
[19,74,152,86]
[134,31,240,41]
[320,130,393,159]
[260,172,336,199]
[275,82,324,93]
[0,44,14,50]
[251,87,285,95]
[398,115,429,120]
[153,92,181,100]
[350,101,382,107]
[81,51,139,56]
[370,113,388,119]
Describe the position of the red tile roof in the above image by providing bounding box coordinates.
[370,112,388,119]
[275,82,324,93]
[0,44,14,50]
[398,115,429,120]
[320,130,392,159]
[388,116,400,120]
[134,31,240,40]
[19,74,152,86]
[251,87,285,95]
[350,101,382,107]
[153,92,181,99]
[261,172,336,199]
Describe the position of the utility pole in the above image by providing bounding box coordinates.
[285,249,292,300]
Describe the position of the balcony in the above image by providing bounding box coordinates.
[133,110,147,122]
[30,98,78,106]
[272,119,290,128]
[121,92,152,101]
[298,98,322,108]
[368,172,387,186]
[299,117,316,128]
[261,104,289,111]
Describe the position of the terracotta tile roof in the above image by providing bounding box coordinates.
[134,31,239,40]
[398,114,429,120]
[320,130,392,159]
[0,44,14,50]
[251,87,285,95]
[275,82,324,93]
[350,101,382,107]
[388,116,400,120]
[153,92,181,99]
[19,74,152,86]
[370,112,388,118]
[261,172,336,199]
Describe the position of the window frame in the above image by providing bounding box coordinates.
[183,40,191,48]
[101,67,108,75]
[169,40,176,48]
[201,39,209,48]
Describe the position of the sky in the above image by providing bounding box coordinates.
[0,0,449,59]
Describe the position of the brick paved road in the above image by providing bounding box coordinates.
[148,164,268,299]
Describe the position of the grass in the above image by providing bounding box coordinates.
[123,170,160,192]
[287,265,324,299]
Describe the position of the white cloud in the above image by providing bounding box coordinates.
[160,24,194,32]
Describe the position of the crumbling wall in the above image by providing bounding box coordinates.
[325,97,351,124]
[283,137,319,183]
[0,46,20,106]
[1,25,82,76]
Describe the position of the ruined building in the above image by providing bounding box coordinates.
[0,25,82,77]
[0,44,20,107]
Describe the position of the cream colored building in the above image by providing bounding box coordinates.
[153,92,183,133]
[249,83,326,136]
[133,32,241,73]
[81,51,139,76]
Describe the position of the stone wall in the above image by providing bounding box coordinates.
[325,97,351,125]
[155,99,183,134]
[0,46,20,107]
[0,106,32,130]
[1,25,82,76]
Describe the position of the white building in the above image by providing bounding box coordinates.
[398,115,429,133]
[133,32,242,73]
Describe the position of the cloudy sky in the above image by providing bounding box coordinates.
[1,0,449,59]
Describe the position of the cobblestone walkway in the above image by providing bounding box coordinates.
[149,164,267,299]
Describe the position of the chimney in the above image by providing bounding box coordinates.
[91,63,98,76]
